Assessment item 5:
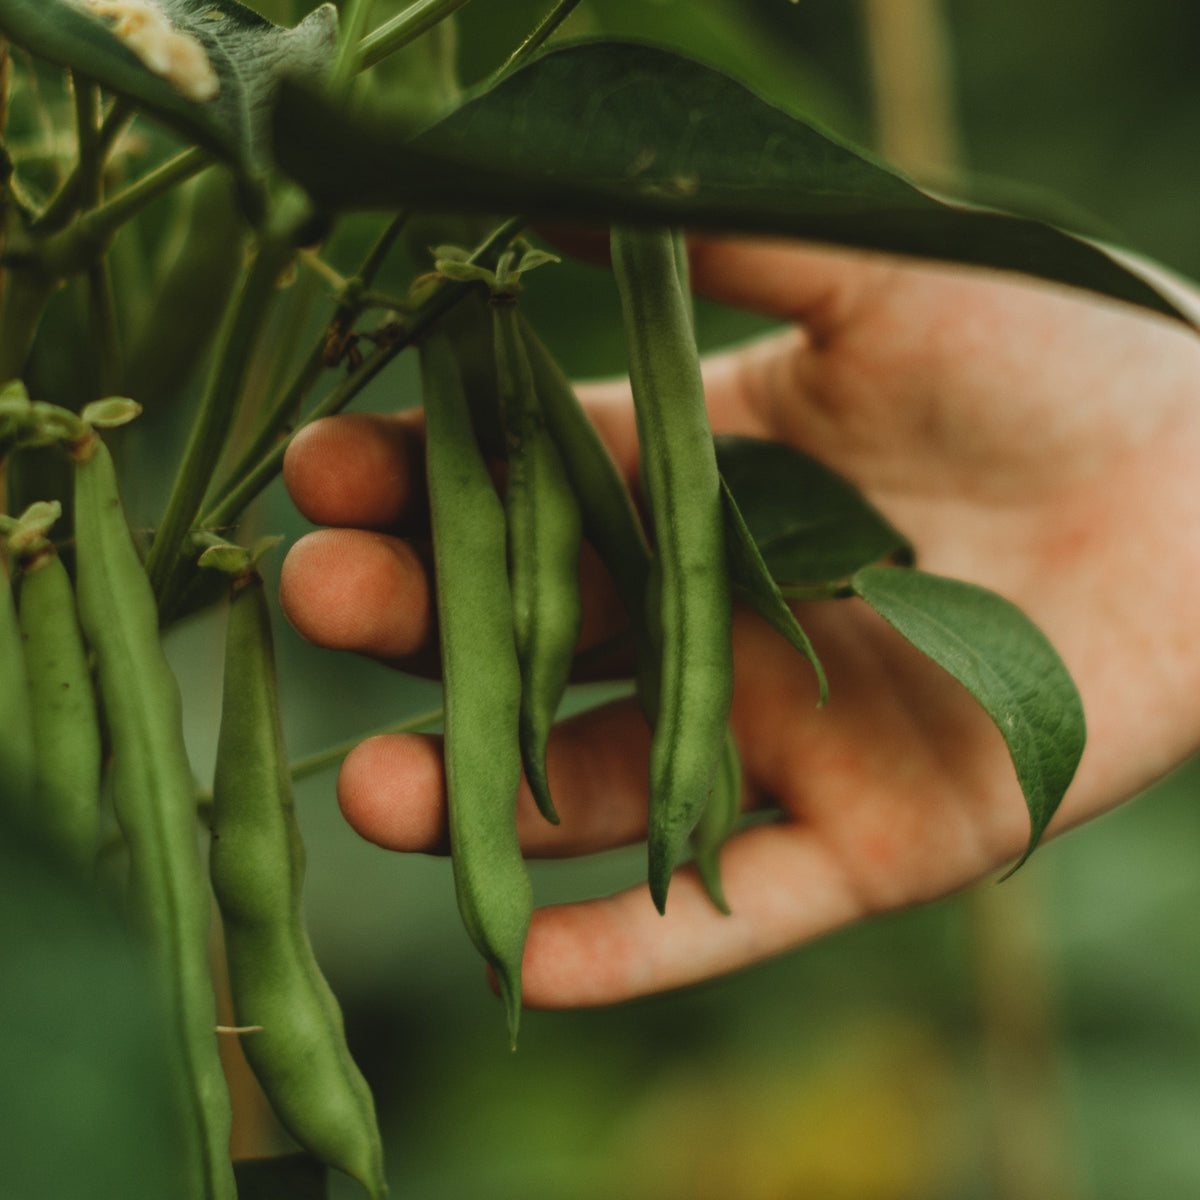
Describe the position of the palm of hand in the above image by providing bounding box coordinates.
[281,241,1200,1006]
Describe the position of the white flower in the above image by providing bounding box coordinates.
[83,0,220,103]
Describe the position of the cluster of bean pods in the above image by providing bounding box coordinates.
[421,224,825,1042]
[0,389,387,1199]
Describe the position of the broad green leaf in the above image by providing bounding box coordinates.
[851,566,1085,869]
[273,40,1192,323]
[233,1154,328,1200]
[721,478,828,705]
[716,435,908,586]
[0,0,338,169]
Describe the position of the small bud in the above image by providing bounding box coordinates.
[6,500,62,559]
[82,397,143,428]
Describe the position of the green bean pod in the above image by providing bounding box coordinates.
[421,332,532,1046]
[210,572,386,1199]
[71,431,235,1200]
[0,553,35,817]
[17,544,102,868]
[493,301,583,824]
[611,224,735,914]
[690,727,742,915]
[521,318,656,696]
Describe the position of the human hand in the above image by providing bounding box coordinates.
[280,238,1200,1007]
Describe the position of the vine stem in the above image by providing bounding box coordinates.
[355,0,475,73]
[202,211,411,518]
[194,215,524,537]
[332,0,378,87]
[73,75,122,393]
[485,0,583,88]
[146,190,311,612]
[33,98,134,233]
[75,147,209,246]
[0,269,57,382]
[861,0,962,182]
[290,708,444,783]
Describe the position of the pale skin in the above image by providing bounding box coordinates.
[280,237,1200,1008]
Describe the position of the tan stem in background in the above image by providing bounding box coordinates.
[861,0,962,180]
[861,3,1086,1197]
[971,868,1086,1200]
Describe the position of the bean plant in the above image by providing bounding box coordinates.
[0,0,1191,1196]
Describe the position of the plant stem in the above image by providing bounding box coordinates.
[34,99,134,233]
[71,74,103,209]
[147,192,310,611]
[290,708,444,783]
[73,77,122,393]
[333,0,378,87]
[203,211,410,517]
[196,215,522,533]
[359,209,411,284]
[486,0,583,87]
[355,0,474,73]
[296,247,349,292]
[78,146,208,244]
[199,338,399,533]
[0,268,56,382]
[970,870,1085,1200]
[87,262,122,395]
[861,0,962,181]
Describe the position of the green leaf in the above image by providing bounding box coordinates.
[851,566,1085,869]
[721,478,828,705]
[716,435,908,586]
[0,0,338,169]
[273,40,1191,324]
[234,1154,328,1200]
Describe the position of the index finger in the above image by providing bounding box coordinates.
[284,411,428,531]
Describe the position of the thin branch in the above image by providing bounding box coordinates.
[290,707,444,783]
[355,0,474,74]
[202,211,411,518]
[196,216,524,535]
[147,194,310,611]
[485,0,583,88]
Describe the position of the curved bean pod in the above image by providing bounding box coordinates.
[71,431,235,1200]
[493,300,583,824]
[211,572,387,1199]
[611,224,734,913]
[421,331,532,1046]
[17,544,102,868]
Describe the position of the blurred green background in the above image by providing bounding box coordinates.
[10,0,1200,1196]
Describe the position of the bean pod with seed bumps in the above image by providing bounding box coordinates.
[10,502,102,869]
[421,329,532,1047]
[70,426,235,1200]
[493,296,583,826]
[210,564,387,1200]
[611,224,736,913]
